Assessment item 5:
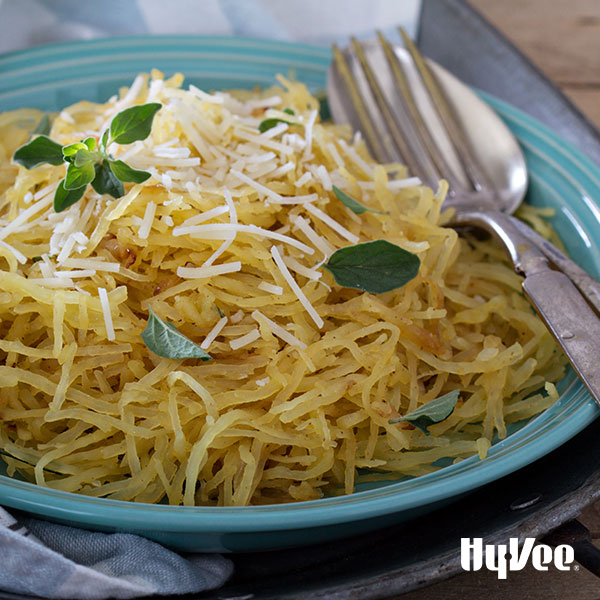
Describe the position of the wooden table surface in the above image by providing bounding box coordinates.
[398,1,600,598]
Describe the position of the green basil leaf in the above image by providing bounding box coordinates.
[83,136,96,151]
[91,161,124,198]
[258,117,293,133]
[13,135,64,169]
[323,240,420,294]
[109,102,161,145]
[283,108,295,115]
[332,185,386,215]
[32,113,52,136]
[54,178,86,213]
[389,390,460,434]
[108,159,151,184]
[100,129,110,152]
[62,141,88,158]
[64,161,95,190]
[74,148,99,168]
[141,308,211,360]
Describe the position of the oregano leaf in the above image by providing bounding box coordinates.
[323,240,420,294]
[91,161,124,198]
[109,102,161,145]
[13,135,64,169]
[54,178,86,213]
[389,390,460,434]
[141,308,212,360]
[332,185,386,215]
[108,159,151,184]
[258,117,293,133]
[32,113,52,136]
[64,161,95,190]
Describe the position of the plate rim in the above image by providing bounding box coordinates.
[0,35,598,533]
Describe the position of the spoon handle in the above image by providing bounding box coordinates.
[455,209,600,406]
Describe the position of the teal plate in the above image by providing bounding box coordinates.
[0,36,599,552]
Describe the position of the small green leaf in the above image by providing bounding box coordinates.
[91,161,124,198]
[64,161,95,190]
[315,90,330,121]
[323,240,420,294]
[108,159,151,184]
[141,308,212,360]
[100,129,110,151]
[74,148,99,168]
[32,114,52,136]
[332,185,386,215]
[83,136,96,151]
[13,135,64,169]
[389,390,460,434]
[216,305,225,318]
[54,178,86,212]
[258,117,294,133]
[283,108,295,115]
[62,141,88,158]
[109,102,161,145]
[32,254,56,262]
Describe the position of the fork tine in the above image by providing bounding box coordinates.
[376,30,456,190]
[331,44,392,164]
[398,27,494,193]
[348,37,426,180]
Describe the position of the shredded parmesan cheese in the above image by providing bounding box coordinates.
[258,281,283,295]
[305,203,360,244]
[251,310,307,350]
[177,262,242,279]
[229,328,261,350]
[0,73,566,509]
[200,316,228,349]
[270,245,323,329]
[98,287,115,341]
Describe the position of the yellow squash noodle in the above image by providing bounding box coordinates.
[0,72,565,506]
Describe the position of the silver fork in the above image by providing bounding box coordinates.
[328,29,600,406]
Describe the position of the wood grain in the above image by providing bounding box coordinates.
[468,0,600,128]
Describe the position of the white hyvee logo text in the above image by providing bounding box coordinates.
[461,538,575,579]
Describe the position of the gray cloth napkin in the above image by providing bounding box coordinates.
[0,508,233,599]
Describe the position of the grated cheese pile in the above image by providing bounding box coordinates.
[0,71,565,506]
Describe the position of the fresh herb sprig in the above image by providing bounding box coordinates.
[13,103,161,213]
[389,390,460,434]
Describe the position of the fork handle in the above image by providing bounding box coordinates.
[454,209,600,406]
